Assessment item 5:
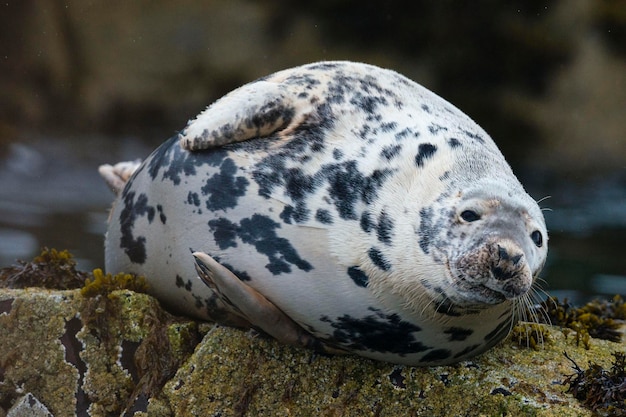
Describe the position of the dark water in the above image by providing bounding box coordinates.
[1,134,624,303]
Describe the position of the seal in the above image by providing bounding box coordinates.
[100,61,548,366]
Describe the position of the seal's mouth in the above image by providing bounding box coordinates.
[444,259,521,306]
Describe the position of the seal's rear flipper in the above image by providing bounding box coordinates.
[98,160,142,196]
[192,251,345,354]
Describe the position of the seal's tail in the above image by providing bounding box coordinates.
[98,160,142,196]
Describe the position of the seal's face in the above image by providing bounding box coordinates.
[418,182,548,307]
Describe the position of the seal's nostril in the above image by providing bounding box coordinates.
[491,266,517,281]
[497,245,508,260]
[497,245,523,266]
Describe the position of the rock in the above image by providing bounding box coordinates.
[6,393,53,417]
[1,287,624,416]
[0,288,202,416]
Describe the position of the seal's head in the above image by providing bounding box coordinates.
[418,179,548,307]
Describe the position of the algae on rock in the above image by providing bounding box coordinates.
[2,287,624,416]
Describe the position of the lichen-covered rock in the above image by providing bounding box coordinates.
[161,324,623,417]
[1,287,624,416]
[0,288,202,416]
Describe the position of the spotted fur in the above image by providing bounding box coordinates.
[101,61,548,366]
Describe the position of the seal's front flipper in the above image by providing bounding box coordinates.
[179,80,314,151]
[98,160,142,196]
[192,251,344,354]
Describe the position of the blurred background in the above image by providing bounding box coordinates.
[0,0,624,302]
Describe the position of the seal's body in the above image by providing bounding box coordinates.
[101,61,547,365]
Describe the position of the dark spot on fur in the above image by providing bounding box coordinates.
[315,208,333,224]
[363,169,393,204]
[219,262,252,282]
[245,99,296,134]
[453,344,482,359]
[418,207,434,254]
[368,247,391,271]
[448,137,461,148]
[428,124,448,135]
[148,135,228,185]
[463,130,485,144]
[175,275,186,289]
[186,191,200,207]
[350,92,388,114]
[216,214,312,275]
[381,144,402,160]
[320,308,425,355]
[156,204,166,224]
[119,191,156,264]
[279,203,310,224]
[347,266,368,287]
[360,211,375,233]
[208,217,239,250]
[394,127,412,140]
[380,121,398,132]
[420,349,452,363]
[202,158,249,211]
[415,143,438,167]
[444,327,474,341]
[376,210,394,245]
[325,161,364,220]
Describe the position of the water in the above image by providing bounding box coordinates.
[1,134,624,303]
[0,134,152,271]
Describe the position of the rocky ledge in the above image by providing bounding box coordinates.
[1,250,624,416]
[1,285,624,417]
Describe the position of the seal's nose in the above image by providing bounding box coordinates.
[492,244,525,281]
[487,240,532,298]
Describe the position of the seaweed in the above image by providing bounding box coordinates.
[563,351,626,416]
[0,247,89,289]
[81,268,148,298]
[510,323,551,350]
[535,296,624,348]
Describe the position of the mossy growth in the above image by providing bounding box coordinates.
[563,351,626,416]
[534,296,625,348]
[81,268,148,298]
[0,247,89,289]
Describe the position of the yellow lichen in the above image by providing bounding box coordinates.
[510,323,551,350]
[81,268,148,298]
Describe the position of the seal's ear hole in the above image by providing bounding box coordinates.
[460,210,481,222]
[531,230,543,247]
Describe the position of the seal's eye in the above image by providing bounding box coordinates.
[460,210,481,222]
[531,230,543,247]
